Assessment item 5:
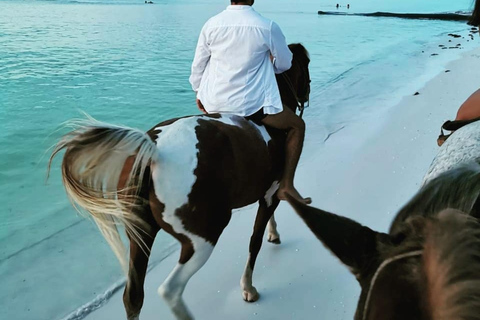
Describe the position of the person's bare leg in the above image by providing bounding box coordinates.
[261,108,311,204]
[455,89,480,120]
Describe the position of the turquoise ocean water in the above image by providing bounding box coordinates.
[0,0,478,319]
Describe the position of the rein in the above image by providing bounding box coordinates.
[362,250,423,320]
[281,64,310,119]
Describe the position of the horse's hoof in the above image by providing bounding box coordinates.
[242,287,259,302]
[267,234,281,244]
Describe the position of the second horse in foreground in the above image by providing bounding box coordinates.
[288,120,480,320]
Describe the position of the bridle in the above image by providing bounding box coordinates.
[282,59,310,119]
[362,250,423,320]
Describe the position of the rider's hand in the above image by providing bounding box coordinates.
[196,99,206,114]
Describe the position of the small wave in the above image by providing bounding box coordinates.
[0,219,83,263]
[59,243,178,320]
[324,125,346,142]
[59,278,126,320]
[317,11,471,22]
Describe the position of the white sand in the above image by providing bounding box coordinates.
[84,47,480,320]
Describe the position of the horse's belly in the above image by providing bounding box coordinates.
[229,169,276,209]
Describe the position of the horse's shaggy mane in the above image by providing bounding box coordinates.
[389,163,480,320]
[391,161,480,231]
[423,210,480,320]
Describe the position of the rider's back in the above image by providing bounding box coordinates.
[456,89,480,121]
[190,6,291,117]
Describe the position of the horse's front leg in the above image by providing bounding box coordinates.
[240,196,281,302]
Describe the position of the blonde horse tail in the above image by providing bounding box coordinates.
[48,116,159,273]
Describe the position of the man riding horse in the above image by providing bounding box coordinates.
[190,0,311,205]
[49,1,312,318]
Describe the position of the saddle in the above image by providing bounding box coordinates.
[437,117,480,146]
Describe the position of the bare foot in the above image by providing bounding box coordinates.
[277,187,312,204]
[437,136,446,147]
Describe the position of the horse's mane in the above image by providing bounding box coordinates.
[423,210,480,320]
[391,161,480,231]
[387,163,480,319]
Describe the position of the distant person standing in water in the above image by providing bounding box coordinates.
[347,4,350,9]
[189,0,311,204]
[336,3,339,9]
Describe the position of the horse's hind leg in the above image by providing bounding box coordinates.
[158,235,215,320]
[267,215,281,244]
[265,182,281,244]
[157,203,231,320]
[241,197,280,302]
[123,226,159,320]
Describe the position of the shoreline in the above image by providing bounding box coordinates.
[81,46,480,320]
[309,26,479,148]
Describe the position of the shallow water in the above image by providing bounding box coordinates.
[0,0,478,319]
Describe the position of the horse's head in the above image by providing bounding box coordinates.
[287,195,480,320]
[276,43,311,116]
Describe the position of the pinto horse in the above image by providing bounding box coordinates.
[287,120,480,320]
[48,43,310,320]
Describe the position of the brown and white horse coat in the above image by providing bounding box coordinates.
[52,113,284,320]
[149,114,282,313]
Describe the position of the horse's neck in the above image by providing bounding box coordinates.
[276,74,298,113]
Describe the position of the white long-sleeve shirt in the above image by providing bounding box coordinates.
[189,5,293,117]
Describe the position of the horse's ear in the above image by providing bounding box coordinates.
[286,195,392,278]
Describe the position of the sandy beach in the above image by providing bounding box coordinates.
[78,43,480,320]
